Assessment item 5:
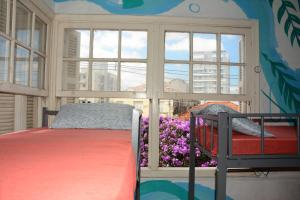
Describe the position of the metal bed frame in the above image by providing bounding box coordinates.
[188,112,300,200]
[42,107,141,200]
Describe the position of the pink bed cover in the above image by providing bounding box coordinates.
[0,128,136,200]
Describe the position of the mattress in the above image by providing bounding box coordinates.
[0,128,136,200]
[197,126,298,156]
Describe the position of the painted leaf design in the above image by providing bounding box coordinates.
[284,17,292,34]
[290,14,300,24]
[262,53,300,113]
[283,0,297,11]
[277,4,286,23]
[290,28,297,45]
[274,0,300,47]
[268,0,274,7]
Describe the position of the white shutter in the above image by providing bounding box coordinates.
[0,93,15,134]
[26,96,33,128]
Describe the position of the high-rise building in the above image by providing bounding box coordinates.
[193,50,230,93]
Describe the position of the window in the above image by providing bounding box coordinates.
[164,31,244,95]
[0,0,11,82]
[62,29,148,92]
[0,0,9,34]
[0,36,9,81]
[57,17,259,174]
[0,0,47,90]
[15,1,32,46]
[13,1,47,88]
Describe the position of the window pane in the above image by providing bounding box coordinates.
[193,33,216,62]
[14,45,29,86]
[64,29,90,58]
[193,64,217,93]
[32,54,45,89]
[15,1,32,46]
[63,61,88,90]
[165,32,189,61]
[0,36,9,81]
[221,34,244,63]
[121,31,147,59]
[221,65,244,94]
[92,62,117,91]
[0,0,9,34]
[164,64,189,93]
[93,30,118,58]
[34,17,47,53]
[121,62,146,92]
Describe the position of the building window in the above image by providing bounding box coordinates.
[63,29,148,92]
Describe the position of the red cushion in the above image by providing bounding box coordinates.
[197,126,298,156]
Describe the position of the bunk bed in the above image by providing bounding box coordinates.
[0,103,141,200]
[188,111,300,200]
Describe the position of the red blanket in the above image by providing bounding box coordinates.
[0,128,136,200]
[198,126,298,156]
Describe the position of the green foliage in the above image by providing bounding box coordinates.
[262,53,300,112]
[269,0,300,47]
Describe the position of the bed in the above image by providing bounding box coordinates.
[0,103,142,200]
[188,111,300,200]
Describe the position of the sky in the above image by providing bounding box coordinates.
[67,29,242,93]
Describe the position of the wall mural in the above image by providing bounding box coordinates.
[54,0,184,14]
[54,0,300,106]
[52,1,300,198]
[55,0,300,113]
[140,180,233,200]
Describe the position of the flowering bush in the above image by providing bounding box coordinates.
[140,116,216,167]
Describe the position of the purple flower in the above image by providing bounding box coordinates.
[140,116,215,167]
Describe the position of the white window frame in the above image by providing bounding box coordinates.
[56,21,154,99]
[54,15,259,177]
[0,0,50,97]
[61,28,148,93]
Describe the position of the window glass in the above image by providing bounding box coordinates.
[221,34,244,63]
[63,61,88,90]
[14,45,29,86]
[165,32,189,61]
[92,62,118,91]
[164,63,189,93]
[0,36,9,81]
[93,30,118,58]
[193,64,217,93]
[64,29,90,58]
[15,1,32,46]
[193,33,216,62]
[121,31,147,59]
[0,0,9,34]
[32,53,45,89]
[34,17,47,53]
[121,62,146,91]
[221,65,244,94]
